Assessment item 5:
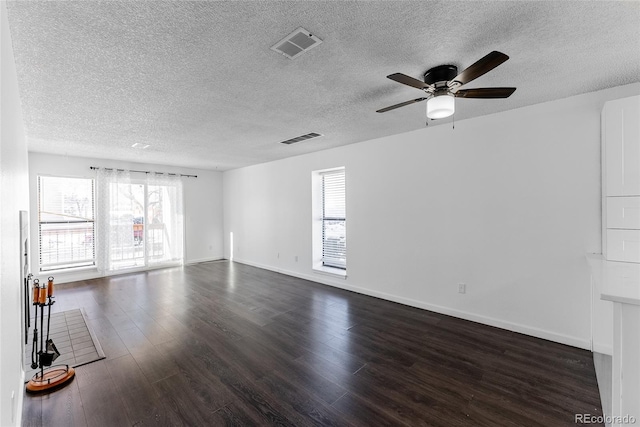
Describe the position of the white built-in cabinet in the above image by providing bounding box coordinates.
[596,95,640,427]
[602,95,640,263]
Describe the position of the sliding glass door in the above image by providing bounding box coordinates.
[97,170,183,273]
[146,174,184,267]
[108,181,146,270]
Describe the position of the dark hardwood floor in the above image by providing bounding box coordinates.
[22,260,603,426]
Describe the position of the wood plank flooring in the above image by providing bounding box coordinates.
[22,260,604,426]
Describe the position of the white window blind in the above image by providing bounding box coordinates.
[322,169,346,269]
[38,176,95,271]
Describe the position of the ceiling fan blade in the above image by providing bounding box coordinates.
[454,87,516,98]
[387,73,430,89]
[452,51,509,87]
[376,97,428,113]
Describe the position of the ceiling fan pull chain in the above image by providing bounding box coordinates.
[452,113,455,130]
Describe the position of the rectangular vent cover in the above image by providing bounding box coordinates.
[271,27,323,60]
[280,132,323,145]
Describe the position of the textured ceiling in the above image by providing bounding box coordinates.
[6,1,640,171]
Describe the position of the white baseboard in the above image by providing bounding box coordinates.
[233,258,591,350]
[46,269,103,284]
[13,372,25,427]
[185,256,224,265]
[52,261,196,284]
[593,342,613,356]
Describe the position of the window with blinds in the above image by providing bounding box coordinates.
[321,169,346,269]
[38,176,95,271]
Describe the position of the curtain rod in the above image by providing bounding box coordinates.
[90,166,197,178]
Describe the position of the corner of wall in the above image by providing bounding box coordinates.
[1,2,31,424]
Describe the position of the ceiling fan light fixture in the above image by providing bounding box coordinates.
[426,94,455,119]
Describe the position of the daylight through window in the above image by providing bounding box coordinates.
[321,169,346,269]
[38,176,95,271]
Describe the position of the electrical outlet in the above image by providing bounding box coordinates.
[458,283,466,294]
[295,255,298,262]
[277,252,280,259]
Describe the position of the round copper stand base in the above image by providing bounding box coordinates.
[26,365,75,394]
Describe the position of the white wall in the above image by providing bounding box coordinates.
[28,152,224,283]
[1,1,30,424]
[224,83,640,350]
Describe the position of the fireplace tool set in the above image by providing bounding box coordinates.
[26,276,75,393]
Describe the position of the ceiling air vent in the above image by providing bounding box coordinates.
[271,27,323,60]
[280,132,323,145]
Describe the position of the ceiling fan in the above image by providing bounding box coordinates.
[376,51,516,119]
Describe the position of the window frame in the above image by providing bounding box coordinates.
[312,167,347,277]
[321,169,346,270]
[37,175,96,272]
